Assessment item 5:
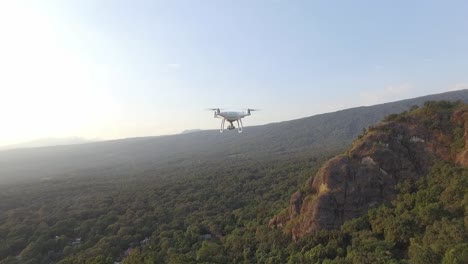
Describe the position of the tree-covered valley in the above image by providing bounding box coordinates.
[1,94,468,263]
[1,149,336,263]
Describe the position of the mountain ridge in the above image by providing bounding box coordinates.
[1,89,468,184]
[0,137,99,151]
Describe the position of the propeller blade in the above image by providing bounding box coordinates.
[207,108,221,117]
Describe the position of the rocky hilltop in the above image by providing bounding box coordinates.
[270,101,468,240]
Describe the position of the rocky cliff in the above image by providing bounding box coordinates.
[270,101,468,241]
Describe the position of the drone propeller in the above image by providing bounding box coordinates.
[247,108,260,114]
[207,108,222,118]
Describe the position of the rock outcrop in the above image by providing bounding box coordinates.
[270,102,468,241]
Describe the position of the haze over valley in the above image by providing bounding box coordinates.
[1,90,467,185]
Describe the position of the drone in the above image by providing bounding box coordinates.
[208,108,259,133]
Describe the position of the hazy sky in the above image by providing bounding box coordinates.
[1,0,467,146]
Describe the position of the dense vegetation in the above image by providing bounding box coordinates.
[0,152,332,263]
[1,99,467,263]
[4,157,462,264]
[287,161,468,264]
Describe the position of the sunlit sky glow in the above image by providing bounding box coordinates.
[1,0,467,146]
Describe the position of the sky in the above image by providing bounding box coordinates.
[0,0,467,146]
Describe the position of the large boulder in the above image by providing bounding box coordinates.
[271,103,468,240]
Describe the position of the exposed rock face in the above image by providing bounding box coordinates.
[270,104,468,240]
[453,107,468,166]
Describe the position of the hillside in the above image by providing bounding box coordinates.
[268,100,468,261]
[1,89,468,184]
[0,99,467,263]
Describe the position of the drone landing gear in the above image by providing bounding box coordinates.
[219,119,243,133]
[220,118,225,133]
[237,119,243,133]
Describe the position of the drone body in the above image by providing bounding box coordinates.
[209,108,258,133]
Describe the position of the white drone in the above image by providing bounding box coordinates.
[209,108,259,133]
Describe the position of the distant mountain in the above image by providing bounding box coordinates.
[0,137,98,151]
[181,129,202,134]
[1,89,467,184]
